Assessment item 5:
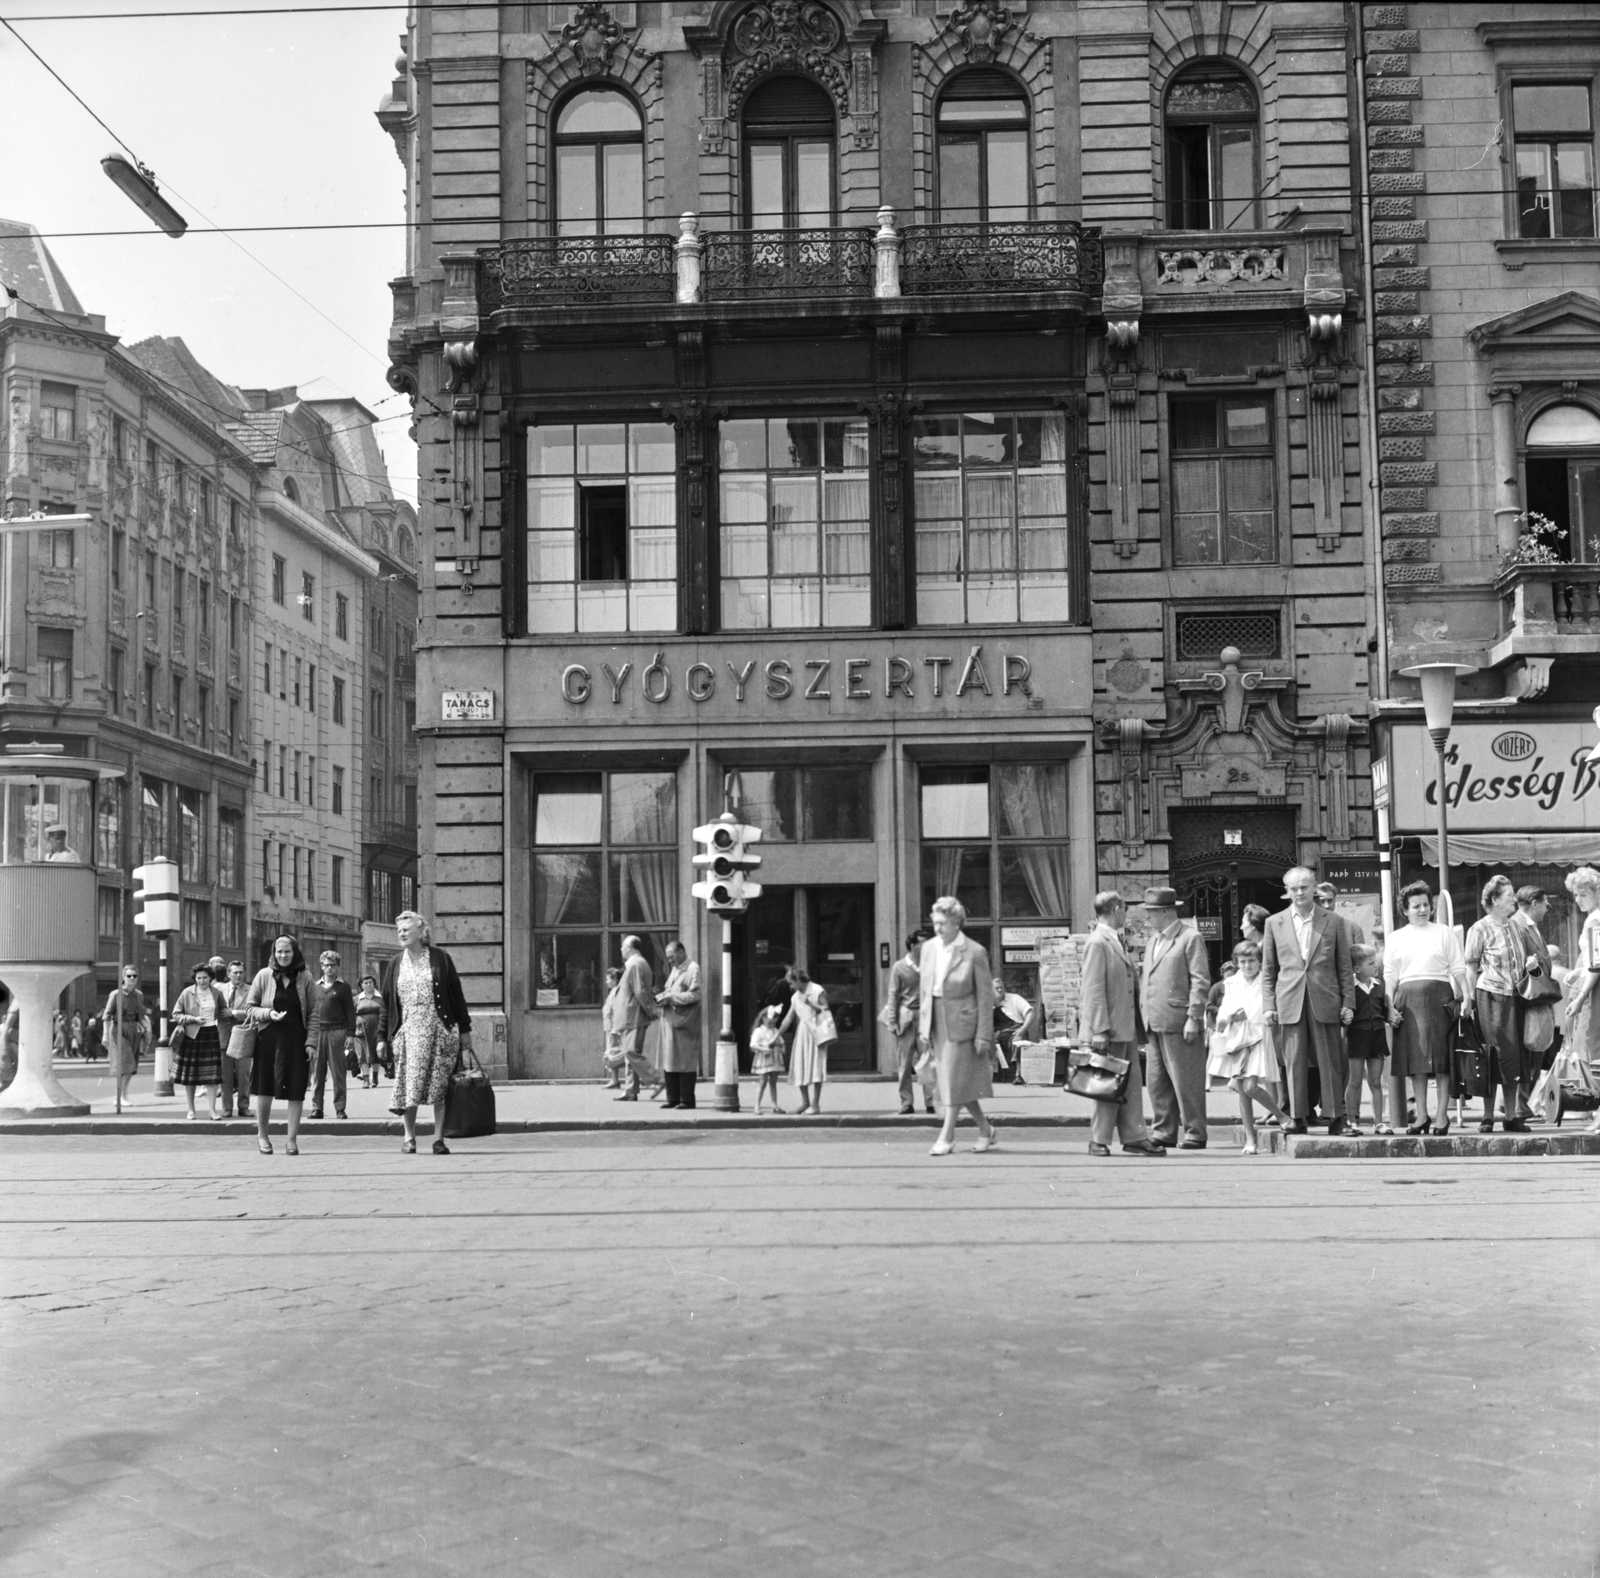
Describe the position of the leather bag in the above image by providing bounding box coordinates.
[1063,1047,1131,1103]
[1451,1014,1490,1100]
[443,1045,497,1138]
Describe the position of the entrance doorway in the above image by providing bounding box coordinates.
[1168,808,1297,979]
[731,884,875,1073]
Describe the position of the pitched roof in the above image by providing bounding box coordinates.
[125,335,249,422]
[0,218,85,315]
[224,408,284,464]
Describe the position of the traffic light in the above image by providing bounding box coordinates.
[132,856,181,935]
[691,814,762,912]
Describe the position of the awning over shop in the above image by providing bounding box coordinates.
[1419,833,1600,867]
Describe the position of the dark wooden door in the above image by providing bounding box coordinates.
[808,885,873,1072]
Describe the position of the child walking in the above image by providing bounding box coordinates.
[1344,943,1391,1134]
[1207,940,1291,1153]
[749,1004,786,1114]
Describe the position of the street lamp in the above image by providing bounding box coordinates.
[1399,659,1479,927]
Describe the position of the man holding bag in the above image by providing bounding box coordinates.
[1079,891,1165,1158]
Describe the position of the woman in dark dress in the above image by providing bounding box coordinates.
[246,935,315,1155]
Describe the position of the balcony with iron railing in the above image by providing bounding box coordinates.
[477,209,1104,313]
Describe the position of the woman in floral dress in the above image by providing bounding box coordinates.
[377,910,475,1155]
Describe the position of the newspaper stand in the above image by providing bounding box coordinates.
[0,746,124,1117]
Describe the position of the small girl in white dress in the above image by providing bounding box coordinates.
[1207,940,1291,1153]
[749,1004,787,1114]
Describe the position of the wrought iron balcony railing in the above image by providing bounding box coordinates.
[701,225,877,300]
[900,220,1104,296]
[481,233,676,308]
[475,213,1103,309]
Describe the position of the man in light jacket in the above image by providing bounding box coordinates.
[613,935,660,1102]
[1139,885,1212,1150]
[1261,865,1356,1135]
[1079,891,1166,1157]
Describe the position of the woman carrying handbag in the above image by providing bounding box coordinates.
[781,965,835,1117]
[377,910,475,1155]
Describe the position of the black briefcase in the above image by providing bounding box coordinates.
[443,1047,497,1138]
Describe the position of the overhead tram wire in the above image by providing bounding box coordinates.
[0,12,454,434]
[3,0,496,18]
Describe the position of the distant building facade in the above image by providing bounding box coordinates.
[0,224,255,1017]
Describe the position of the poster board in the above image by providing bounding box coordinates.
[1037,934,1090,1043]
[1321,854,1384,949]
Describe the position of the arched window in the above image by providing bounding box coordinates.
[742,76,835,229]
[553,88,644,236]
[1165,63,1259,230]
[282,476,299,505]
[1525,402,1600,561]
[936,68,1029,224]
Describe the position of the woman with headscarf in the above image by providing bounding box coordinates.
[377,910,474,1155]
[245,935,315,1155]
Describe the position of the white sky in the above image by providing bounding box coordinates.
[1,0,417,499]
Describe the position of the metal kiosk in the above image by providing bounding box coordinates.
[0,745,124,1118]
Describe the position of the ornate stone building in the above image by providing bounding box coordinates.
[381,0,1374,1074]
[1357,3,1600,961]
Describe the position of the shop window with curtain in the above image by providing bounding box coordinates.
[1512,82,1595,239]
[728,765,873,841]
[918,763,1071,977]
[1523,402,1600,561]
[527,422,677,634]
[553,88,644,236]
[1164,63,1259,230]
[936,68,1029,224]
[719,417,870,630]
[532,770,677,1008]
[912,410,1070,625]
[179,788,206,882]
[742,75,835,229]
[1169,396,1276,565]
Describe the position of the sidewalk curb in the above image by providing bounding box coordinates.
[1286,1131,1600,1158]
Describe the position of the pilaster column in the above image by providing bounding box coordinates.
[1489,383,1523,558]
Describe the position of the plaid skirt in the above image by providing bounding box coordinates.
[173,1025,222,1085]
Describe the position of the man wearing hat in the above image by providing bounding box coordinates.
[43,824,80,862]
[1138,885,1212,1149]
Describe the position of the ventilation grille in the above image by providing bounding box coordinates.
[1174,610,1280,662]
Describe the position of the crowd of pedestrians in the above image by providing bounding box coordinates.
[38,861,1596,1158]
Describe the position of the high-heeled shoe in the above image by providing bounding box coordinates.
[929,1138,954,1156]
[1405,1121,1429,1135]
[1430,1119,1450,1136]
[432,1140,450,1155]
[285,1140,299,1155]
[401,1138,416,1154]
[257,1136,273,1155]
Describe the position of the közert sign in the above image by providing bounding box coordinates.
[1389,721,1600,831]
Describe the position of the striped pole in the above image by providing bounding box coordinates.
[712,914,739,1111]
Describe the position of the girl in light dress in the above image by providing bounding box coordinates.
[1207,940,1291,1153]
[749,1003,787,1114]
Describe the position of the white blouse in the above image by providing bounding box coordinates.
[1383,920,1468,998]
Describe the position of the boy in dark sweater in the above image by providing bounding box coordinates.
[1344,942,1391,1134]
[308,950,356,1119]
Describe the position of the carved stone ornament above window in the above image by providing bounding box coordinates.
[727,0,849,113]
[946,0,1012,65]
[562,2,625,77]
[1165,73,1257,120]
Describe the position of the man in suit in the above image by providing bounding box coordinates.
[1261,865,1356,1134]
[1079,890,1166,1157]
[885,930,934,1115]
[1139,885,1212,1150]
[612,935,660,1102]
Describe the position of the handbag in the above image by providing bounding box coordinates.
[1518,972,1562,1005]
[443,1045,497,1138]
[1523,1002,1556,1056]
[225,1021,257,1060]
[807,989,838,1045]
[1063,1047,1132,1103]
[1451,1014,1490,1099]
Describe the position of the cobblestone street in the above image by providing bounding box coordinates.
[2,1132,1598,1577]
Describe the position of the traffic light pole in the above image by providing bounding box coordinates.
[712,914,738,1112]
[152,934,173,1097]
